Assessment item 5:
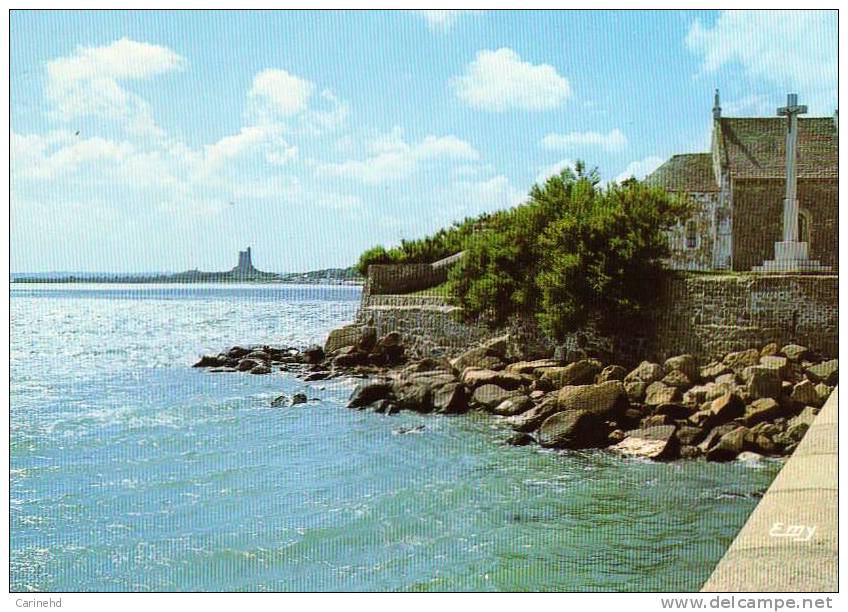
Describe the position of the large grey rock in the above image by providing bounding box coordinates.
[450,335,508,371]
[683,384,714,406]
[676,425,707,446]
[193,354,227,368]
[644,382,681,406]
[790,379,819,406]
[612,425,678,460]
[432,382,468,414]
[539,359,601,388]
[723,348,760,371]
[697,423,738,453]
[537,410,610,449]
[597,365,627,383]
[806,359,838,386]
[505,358,559,374]
[664,354,699,382]
[302,344,325,364]
[555,381,628,417]
[781,344,811,362]
[741,398,783,426]
[348,379,393,408]
[624,381,647,402]
[461,368,526,390]
[814,383,834,406]
[324,324,363,354]
[742,366,781,400]
[394,381,432,412]
[706,426,750,462]
[759,355,789,379]
[689,392,745,429]
[504,396,561,432]
[661,369,692,390]
[370,332,406,366]
[472,384,515,410]
[700,361,732,381]
[625,361,666,385]
[492,394,533,416]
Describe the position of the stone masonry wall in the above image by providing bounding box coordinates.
[366,264,447,295]
[353,272,837,364]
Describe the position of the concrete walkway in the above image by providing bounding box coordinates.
[701,387,838,592]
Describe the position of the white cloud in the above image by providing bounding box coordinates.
[535,158,575,185]
[417,10,481,31]
[11,130,135,180]
[686,10,837,113]
[248,68,315,118]
[452,48,571,112]
[318,127,480,184]
[45,38,185,135]
[541,128,627,152]
[615,156,665,183]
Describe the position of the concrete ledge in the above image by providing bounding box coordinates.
[701,387,838,592]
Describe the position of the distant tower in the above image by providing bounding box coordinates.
[235,247,255,274]
[712,89,721,120]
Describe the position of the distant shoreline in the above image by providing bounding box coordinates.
[10,267,364,285]
[10,276,365,286]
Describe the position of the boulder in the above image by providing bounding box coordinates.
[472,384,515,410]
[641,414,671,428]
[250,364,271,375]
[506,432,535,446]
[227,346,251,359]
[743,430,776,455]
[700,361,732,381]
[664,354,699,382]
[759,355,790,379]
[790,380,819,406]
[597,365,627,383]
[680,445,702,459]
[324,324,363,354]
[625,361,666,385]
[644,382,681,406]
[237,358,262,372]
[356,326,378,353]
[450,335,508,371]
[193,354,227,368]
[737,451,765,463]
[612,425,678,460]
[505,359,559,374]
[723,348,760,371]
[624,381,648,403]
[333,348,369,368]
[461,368,526,390]
[492,394,533,416]
[302,344,325,364]
[394,381,432,412]
[806,359,838,386]
[304,371,330,382]
[683,384,714,406]
[706,426,750,462]
[814,383,833,406]
[741,397,783,426]
[270,395,288,407]
[661,369,692,390]
[760,342,779,357]
[781,344,812,362]
[675,425,707,446]
[537,410,610,449]
[556,381,628,417]
[742,366,781,400]
[291,393,308,405]
[348,379,393,409]
[539,359,602,388]
[402,357,455,375]
[431,382,468,414]
[608,429,626,444]
[652,403,690,420]
[690,392,745,429]
[504,396,561,432]
[698,423,739,453]
[714,373,738,386]
[370,332,406,366]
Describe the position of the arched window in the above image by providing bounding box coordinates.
[798,209,811,244]
[685,220,698,249]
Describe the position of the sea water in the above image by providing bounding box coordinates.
[10,283,779,592]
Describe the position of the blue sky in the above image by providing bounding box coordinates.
[10,9,837,272]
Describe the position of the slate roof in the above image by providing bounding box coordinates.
[645,153,718,192]
[716,117,837,179]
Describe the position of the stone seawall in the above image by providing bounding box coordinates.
[353,273,837,363]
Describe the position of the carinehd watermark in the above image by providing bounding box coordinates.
[14,598,63,608]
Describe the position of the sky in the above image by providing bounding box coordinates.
[10,9,838,273]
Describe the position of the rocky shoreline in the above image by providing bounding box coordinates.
[193,326,837,463]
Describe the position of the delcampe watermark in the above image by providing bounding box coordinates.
[769,522,817,542]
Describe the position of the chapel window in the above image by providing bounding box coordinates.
[685,220,698,249]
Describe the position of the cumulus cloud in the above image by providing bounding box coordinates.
[686,10,837,112]
[248,68,315,118]
[541,128,627,152]
[452,48,571,112]
[614,156,665,183]
[318,127,480,184]
[417,10,481,31]
[45,37,185,136]
[11,130,135,180]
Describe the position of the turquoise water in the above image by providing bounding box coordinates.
[10,284,779,592]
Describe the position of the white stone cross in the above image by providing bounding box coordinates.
[777,93,807,242]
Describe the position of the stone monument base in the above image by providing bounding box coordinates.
[752,241,832,273]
